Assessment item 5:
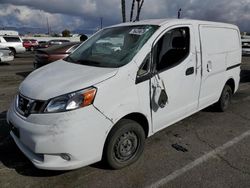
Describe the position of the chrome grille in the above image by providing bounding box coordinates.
[16,94,34,117]
[16,94,46,117]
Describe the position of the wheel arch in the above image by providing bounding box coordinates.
[121,113,150,138]
[107,112,150,139]
[225,78,235,93]
[8,47,16,55]
[103,111,150,148]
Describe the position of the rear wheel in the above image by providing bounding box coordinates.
[216,85,232,112]
[103,119,145,169]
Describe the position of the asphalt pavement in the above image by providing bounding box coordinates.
[0,53,250,188]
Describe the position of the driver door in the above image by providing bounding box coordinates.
[151,25,201,132]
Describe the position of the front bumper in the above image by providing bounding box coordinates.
[0,55,14,62]
[15,46,26,54]
[7,100,113,170]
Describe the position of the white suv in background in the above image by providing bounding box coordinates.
[0,35,26,56]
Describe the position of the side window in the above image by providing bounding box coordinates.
[136,53,151,84]
[3,37,21,42]
[137,54,150,76]
[154,27,190,71]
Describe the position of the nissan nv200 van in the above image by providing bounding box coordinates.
[7,19,241,170]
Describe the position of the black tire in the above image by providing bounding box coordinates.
[216,85,232,112]
[9,48,16,57]
[103,119,145,169]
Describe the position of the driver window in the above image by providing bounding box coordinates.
[155,27,190,71]
[137,54,150,76]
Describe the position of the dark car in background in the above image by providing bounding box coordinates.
[38,41,48,48]
[34,42,80,69]
[37,39,71,49]
[242,38,250,55]
[48,39,70,45]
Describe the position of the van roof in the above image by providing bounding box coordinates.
[109,19,238,29]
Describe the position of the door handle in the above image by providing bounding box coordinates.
[207,61,212,72]
[186,67,194,76]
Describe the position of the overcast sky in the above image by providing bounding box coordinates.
[0,0,250,33]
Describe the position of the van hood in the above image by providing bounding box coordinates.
[19,60,118,100]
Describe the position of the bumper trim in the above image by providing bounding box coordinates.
[10,131,44,164]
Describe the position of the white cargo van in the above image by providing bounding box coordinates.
[7,19,241,170]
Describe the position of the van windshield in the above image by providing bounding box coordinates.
[65,25,158,68]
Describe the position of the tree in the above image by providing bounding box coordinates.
[135,0,144,21]
[121,0,126,22]
[122,0,145,23]
[62,29,71,37]
[80,34,88,41]
[130,0,135,22]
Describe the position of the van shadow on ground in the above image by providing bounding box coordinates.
[0,111,65,177]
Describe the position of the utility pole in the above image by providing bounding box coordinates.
[121,0,126,22]
[100,17,103,29]
[135,0,144,21]
[178,8,182,19]
[46,17,50,35]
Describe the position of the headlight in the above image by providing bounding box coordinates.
[44,87,97,113]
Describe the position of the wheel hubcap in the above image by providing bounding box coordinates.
[114,131,138,162]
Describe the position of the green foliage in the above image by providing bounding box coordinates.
[62,29,71,37]
[52,33,60,37]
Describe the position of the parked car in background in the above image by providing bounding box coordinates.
[0,35,26,56]
[38,39,71,49]
[34,42,80,69]
[48,39,70,45]
[242,38,250,55]
[0,48,14,63]
[38,41,48,48]
[22,39,39,51]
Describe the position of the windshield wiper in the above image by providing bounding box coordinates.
[77,59,101,65]
[64,56,76,63]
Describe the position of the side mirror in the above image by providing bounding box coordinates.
[154,86,168,108]
[158,89,168,108]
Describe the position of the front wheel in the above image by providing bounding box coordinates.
[216,85,232,112]
[103,119,145,169]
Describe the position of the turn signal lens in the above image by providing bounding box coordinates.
[82,88,97,107]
